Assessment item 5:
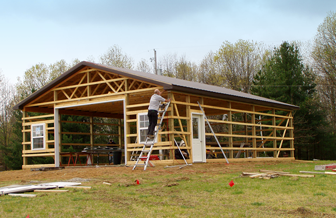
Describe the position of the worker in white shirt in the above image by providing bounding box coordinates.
[147,89,170,137]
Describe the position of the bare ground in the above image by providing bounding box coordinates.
[0,161,286,183]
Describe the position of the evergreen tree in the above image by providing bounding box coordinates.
[251,42,334,160]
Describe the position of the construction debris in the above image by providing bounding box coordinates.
[34,190,69,193]
[30,167,65,172]
[241,170,315,179]
[314,163,336,171]
[8,194,36,198]
[300,171,336,175]
[0,182,82,195]
[64,186,91,189]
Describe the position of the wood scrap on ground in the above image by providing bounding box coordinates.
[64,186,91,189]
[34,189,69,193]
[241,170,315,179]
[300,171,336,175]
[8,194,36,198]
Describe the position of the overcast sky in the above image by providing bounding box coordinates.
[0,0,335,84]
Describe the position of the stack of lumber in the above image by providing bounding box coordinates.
[241,170,315,179]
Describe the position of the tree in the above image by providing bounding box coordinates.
[16,59,78,97]
[100,45,134,69]
[312,12,336,132]
[0,72,16,170]
[252,41,333,160]
[175,56,197,81]
[158,53,178,78]
[214,40,264,93]
[136,59,152,74]
[198,52,223,86]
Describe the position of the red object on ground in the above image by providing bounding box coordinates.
[136,180,140,185]
[139,155,160,161]
[229,180,234,187]
[26,215,29,218]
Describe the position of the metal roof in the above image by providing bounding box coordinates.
[13,61,299,110]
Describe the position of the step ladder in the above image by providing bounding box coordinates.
[133,101,170,170]
[165,139,192,169]
[130,137,138,161]
[197,101,229,164]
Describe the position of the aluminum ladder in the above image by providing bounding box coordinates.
[133,101,170,170]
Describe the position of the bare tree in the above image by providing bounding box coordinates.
[175,56,197,81]
[136,59,153,74]
[214,40,264,93]
[100,45,134,69]
[198,51,223,86]
[158,53,178,78]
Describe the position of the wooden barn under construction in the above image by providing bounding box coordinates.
[13,61,299,169]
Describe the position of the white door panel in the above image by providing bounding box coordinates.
[192,114,206,162]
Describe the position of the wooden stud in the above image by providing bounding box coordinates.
[228,102,233,158]
[289,112,294,158]
[252,106,257,158]
[272,109,277,157]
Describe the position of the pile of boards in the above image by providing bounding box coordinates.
[0,182,91,197]
[241,170,315,179]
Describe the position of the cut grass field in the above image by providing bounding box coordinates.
[1,160,336,217]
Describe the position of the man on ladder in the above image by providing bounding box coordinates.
[133,89,170,170]
[147,89,170,138]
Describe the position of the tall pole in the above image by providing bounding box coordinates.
[154,49,157,75]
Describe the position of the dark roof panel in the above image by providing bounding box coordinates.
[13,61,299,110]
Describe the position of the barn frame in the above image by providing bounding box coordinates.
[13,61,299,169]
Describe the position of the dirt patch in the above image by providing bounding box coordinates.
[0,161,292,184]
[288,207,336,218]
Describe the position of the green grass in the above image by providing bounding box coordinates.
[1,161,336,217]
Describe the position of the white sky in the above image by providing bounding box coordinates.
[0,0,335,84]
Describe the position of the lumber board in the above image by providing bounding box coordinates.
[259,170,290,174]
[8,194,37,198]
[173,100,292,119]
[63,186,91,189]
[204,132,294,140]
[22,149,55,154]
[207,119,293,130]
[22,153,55,157]
[22,164,56,169]
[280,174,315,178]
[299,171,325,174]
[22,114,54,120]
[34,190,69,193]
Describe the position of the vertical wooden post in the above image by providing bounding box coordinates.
[125,93,131,161]
[118,119,122,148]
[87,72,91,97]
[272,109,277,158]
[22,110,27,167]
[289,112,294,158]
[186,95,191,160]
[90,116,94,149]
[168,92,174,159]
[244,113,248,144]
[252,106,257,158]
[58,112,61,164]
[228,102,233,158]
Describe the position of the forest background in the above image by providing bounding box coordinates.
[0,12,335,171]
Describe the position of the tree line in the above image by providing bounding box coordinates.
[0,12,335,170]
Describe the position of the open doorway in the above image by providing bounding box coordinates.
[54,99,126,167]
